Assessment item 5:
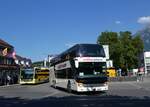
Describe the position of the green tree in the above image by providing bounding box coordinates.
[97,31,122,69]
[132,35,144,67]
[97,31,144,75]
[119,31,135,75]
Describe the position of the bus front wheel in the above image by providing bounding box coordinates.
[52,80,56,88]
[67,81,72,93]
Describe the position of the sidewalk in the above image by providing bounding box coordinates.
[109,76,150,84]
[0,84,19,88]
[109,76,137,82]
[142,76,150,83]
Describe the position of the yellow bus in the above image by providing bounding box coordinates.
[20,67,49,84]
[107,67,116,77]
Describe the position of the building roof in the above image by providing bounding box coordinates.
[0,39,13,48]
[16,55,32,62]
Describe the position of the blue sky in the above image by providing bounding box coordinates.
[0,0,150,61]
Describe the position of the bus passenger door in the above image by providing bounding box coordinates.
[49,67,55,86]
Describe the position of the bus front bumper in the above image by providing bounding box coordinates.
[19,79,35,84]
[77,85,108,92]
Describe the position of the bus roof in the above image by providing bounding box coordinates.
[50,44,105,64]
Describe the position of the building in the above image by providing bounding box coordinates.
[15,55,32,68]
[144,51,150,75]
[0,39,32,85]
[0,39,19,85]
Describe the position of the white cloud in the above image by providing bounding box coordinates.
[115,21,121,24]
[137,16,150,25]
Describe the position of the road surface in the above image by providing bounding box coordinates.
[0,80,150,107]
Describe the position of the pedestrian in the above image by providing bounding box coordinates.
[137,67,144,82]
[118,68,122,77]
[6,75,11,85]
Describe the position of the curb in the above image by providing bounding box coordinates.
[0,84,20,88]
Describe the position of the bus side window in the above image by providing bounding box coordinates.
[66,54,70,60]
[70,51,76,58]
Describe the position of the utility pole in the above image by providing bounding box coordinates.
[44,58,47,67]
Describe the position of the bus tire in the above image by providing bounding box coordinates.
[52,80,56,88]
[67,81,72,93]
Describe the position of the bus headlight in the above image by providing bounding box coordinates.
[104,82,108,86]
[77,83,83,87]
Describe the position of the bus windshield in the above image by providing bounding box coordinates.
[21,69,34,79]
[79,44,105,57]
[76,62,107,78]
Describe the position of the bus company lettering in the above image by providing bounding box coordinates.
[55,61,71,70]
[79,57,105,62]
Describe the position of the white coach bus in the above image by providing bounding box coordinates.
[49,44,108,92]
